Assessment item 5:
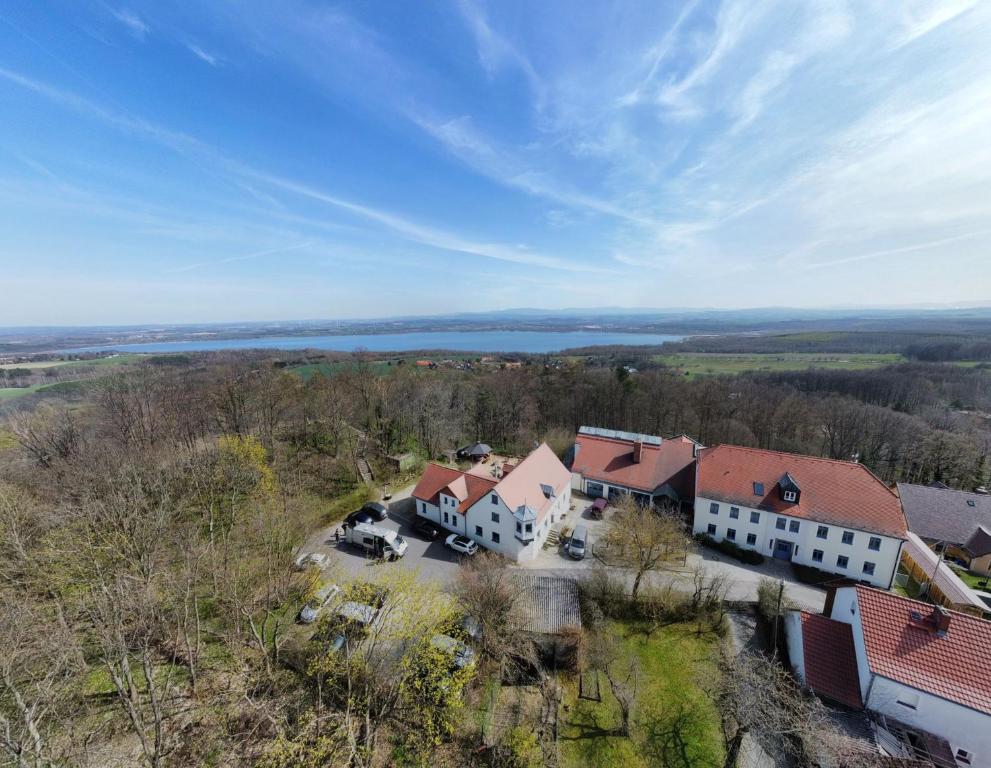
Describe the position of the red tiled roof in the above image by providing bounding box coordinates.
[697,445,906,538]
[799,611,863,709]
[572,434,697,497]
[854,585,991,715]
[411,463,496,513]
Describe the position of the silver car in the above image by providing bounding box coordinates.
[297,583,341,624]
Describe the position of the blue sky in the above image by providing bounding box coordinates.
[1,1,990,324]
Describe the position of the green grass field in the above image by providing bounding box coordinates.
[653,352,905,377]
[559,620,724,768]
[0,353,144,371]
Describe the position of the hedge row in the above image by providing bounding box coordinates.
[695,533,766,565]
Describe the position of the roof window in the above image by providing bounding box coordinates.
[753,482,764,496]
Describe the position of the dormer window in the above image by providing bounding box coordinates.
[778,473,801,504]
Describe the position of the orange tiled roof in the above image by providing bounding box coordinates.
[854,586,991,715]
[572,433,697,497]
[411,463,497,513]
[799,611,863,709]
[697,445,906,538]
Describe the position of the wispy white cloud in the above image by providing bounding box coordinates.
[453,0,545,105]
[110,7,149,40]
[0,66,596,274]
[186,43,221,66]
[166,241,312,273]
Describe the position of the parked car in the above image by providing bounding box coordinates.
[431,634,476,669]
[294,552,328,570]
[362,502,389,521]
[588,498,608,520]
[344,509,375,527]
[412,517,440,540]
[567,525,588,560]
[297,583,341,624]
[445,534,479,556]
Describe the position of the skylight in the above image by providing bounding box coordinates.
[753,482,764,496]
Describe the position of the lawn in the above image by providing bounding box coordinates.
[291,360,395,380]
[559,620,724,768]
[0,385,43,400]
[653,352,904,378]
[948,565,991,590]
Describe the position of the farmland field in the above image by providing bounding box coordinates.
[653,352,905,377]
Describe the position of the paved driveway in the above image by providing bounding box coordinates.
[299,484,826,611]
[299,482,463,585]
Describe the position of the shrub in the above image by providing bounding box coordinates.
[757,577,789,622]
[695,533,765,565]
[498,726,543,768]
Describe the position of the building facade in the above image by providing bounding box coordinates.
[567,426,698,508]
[787,586,991,767]
[693,445,907,589]
[412,443,572,562]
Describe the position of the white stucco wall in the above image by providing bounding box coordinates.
[868,677,991,767]
[829,587,991,767]
[692,495,902,589]
[784,611,806,683]
[464,483,572,562]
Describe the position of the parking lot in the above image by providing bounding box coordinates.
[297,484,827,611]
[298,483,464,583]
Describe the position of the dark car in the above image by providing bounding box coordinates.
[412,517,440,540]
[362,502,389,521]
[344,510,374,527]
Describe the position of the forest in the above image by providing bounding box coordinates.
[0,348,988,767]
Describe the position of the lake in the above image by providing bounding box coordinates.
[66,330,685,355]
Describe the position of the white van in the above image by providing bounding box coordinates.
[344,522,408,560]
[568,525,588,560]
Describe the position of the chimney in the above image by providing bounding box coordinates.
[930,606,951,635]
[632,440,643,463]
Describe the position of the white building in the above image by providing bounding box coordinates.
[786,585,991,767]
[692,445,907,589]
[411,443,572,562]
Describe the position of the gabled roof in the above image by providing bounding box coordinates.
[411,463,497,513]
[897,482,991,548]
[852,585,991,715]
[495,443,571,526]
[697,445,906,538]
[964,525,991,557]
[798,611,863,710]
[571,430,697,497]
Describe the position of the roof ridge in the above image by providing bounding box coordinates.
[704,443,900,498]
[898,481,990,498]
[854,584,979,623]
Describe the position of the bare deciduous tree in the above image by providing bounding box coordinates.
[604,496,688,598]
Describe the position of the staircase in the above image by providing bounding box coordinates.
[544,529,561,549]
[356,456,373,485]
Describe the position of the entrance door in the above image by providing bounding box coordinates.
[773,539,793,560]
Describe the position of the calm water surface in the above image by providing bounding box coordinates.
[67,330,685,354]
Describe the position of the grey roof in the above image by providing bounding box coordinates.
[965,526,991,557]
[897,483,991,546]
[578,425,662,446]
[511,574,581,634]
[467,443,492,456]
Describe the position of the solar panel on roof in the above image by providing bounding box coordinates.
[578,425,662,445]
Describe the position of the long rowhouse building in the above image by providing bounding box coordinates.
[693,445,907,589]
